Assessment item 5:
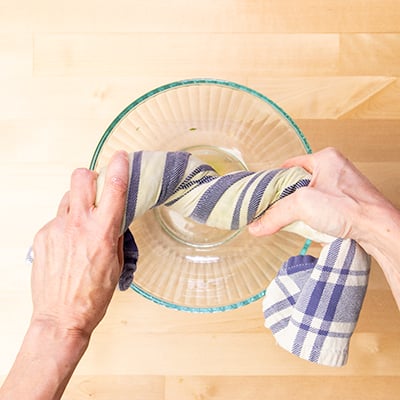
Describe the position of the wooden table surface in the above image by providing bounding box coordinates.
[1,1,400,399]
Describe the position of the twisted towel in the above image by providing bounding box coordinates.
[97,151,370,367]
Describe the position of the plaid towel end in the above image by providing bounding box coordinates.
[263,238,370,367]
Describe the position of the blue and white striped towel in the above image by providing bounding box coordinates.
[96,151,370,367]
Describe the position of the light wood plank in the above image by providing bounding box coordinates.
[0,77,189,119]
[249,77,396,119]
[355,162,400,208]
[70,331,400,375]
[0,33,32,77]
[33,33,339,77]
[340,78,400,119]
[0,118,107,164]
[340,34,400,75]
[297,119,400,160]
[2,1,400,34]
[358,288,400,333]
[0,163,71,247]
[3,77,398,122]
[63,375,164,400]
[165,376,400,400]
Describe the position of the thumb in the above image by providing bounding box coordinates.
[248,195,300,237]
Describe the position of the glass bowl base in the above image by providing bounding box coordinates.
[154,145,248,248]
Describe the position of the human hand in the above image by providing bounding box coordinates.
[248,147,387,249]
[30,150,129,338]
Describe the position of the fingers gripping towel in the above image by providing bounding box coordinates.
[97,151,370,367]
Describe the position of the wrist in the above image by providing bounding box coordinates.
[369,201,400,309]
[28,316,90,359]
[0,319,90,400]
[357,199,400,260]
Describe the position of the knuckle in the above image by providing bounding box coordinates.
[94,230,117,252]
[72,167,89,178]
[72,168,96,182]
[324,147,343,160]
[33,226,47,247]
[69,214,84,229]
[108,175,128,195]
[32,221,56,253]
[292,187,309,211]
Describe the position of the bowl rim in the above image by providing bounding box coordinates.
[90,78,311,170]
[89,78,312,313]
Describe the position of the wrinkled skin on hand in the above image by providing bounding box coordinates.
[31,151,129,338]
[249,147,385,247]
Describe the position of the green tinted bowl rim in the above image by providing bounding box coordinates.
[89,77,312,313]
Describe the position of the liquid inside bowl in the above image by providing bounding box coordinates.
[154,145,248,248]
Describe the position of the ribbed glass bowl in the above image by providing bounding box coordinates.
[90,78,311,312]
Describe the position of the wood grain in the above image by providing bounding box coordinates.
[1,77,398,123]
[1,1,399,33]
[32,33,339,77]
[1,0,400,398]
[340,34,400,75]
[165,376,400,400]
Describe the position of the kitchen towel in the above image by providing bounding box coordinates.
[96,151,370,367]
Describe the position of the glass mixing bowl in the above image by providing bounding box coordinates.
[90,78,311,312]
